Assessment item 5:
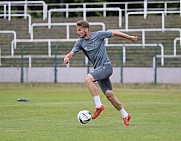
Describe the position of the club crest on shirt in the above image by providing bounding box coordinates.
[91,40,97,46]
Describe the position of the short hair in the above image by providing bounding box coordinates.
[76,20,89,28]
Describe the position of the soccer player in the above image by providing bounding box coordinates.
[64,20,138,126]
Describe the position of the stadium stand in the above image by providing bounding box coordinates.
[0,0,181,68]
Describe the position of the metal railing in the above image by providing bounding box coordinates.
[125,11,181,31]
[0,13,32,33]
[108,28,181,57]
[30,22,106,40]
[0,1,180,21]
[0,1,47,20]
[0,55,66,68]
[11,39,77,56]
[48,8,122,28]
[173,37,181,56]
[48,1,181,17]
[0,30,16,48]
[105,43,165,66]
[0,43,164,68]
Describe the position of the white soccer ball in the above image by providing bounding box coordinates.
[77,110,92,124]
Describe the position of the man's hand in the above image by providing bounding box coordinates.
[64,56,70,64]
[129,36,138,42]
[64,51,74,64]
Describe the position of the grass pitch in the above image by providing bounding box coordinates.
[0,83,180,141]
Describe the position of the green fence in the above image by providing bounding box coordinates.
[18,45,161,83]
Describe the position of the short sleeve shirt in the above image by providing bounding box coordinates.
[71,31,112,68]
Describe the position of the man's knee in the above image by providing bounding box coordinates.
[85,74,94,84]
[105,90,114,100]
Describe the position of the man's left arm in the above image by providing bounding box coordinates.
[112,30,138,42]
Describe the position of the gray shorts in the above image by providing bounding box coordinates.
[90,63,113,94]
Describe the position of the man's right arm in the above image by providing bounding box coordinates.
[64,51,74,64]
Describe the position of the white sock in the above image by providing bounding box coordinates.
[119,107,128,118]
[93,95,102,108]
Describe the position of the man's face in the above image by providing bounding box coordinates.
[76,26,88,38]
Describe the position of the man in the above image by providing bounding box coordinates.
[64,20,138,126]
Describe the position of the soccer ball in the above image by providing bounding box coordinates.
[77,110,92,124]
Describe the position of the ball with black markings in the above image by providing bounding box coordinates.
[77,110,91,124]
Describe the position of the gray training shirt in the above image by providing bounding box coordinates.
[72,31,113,68]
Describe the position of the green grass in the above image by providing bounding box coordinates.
[0,83,180,141]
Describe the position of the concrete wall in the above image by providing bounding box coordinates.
[0,67,181,84]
